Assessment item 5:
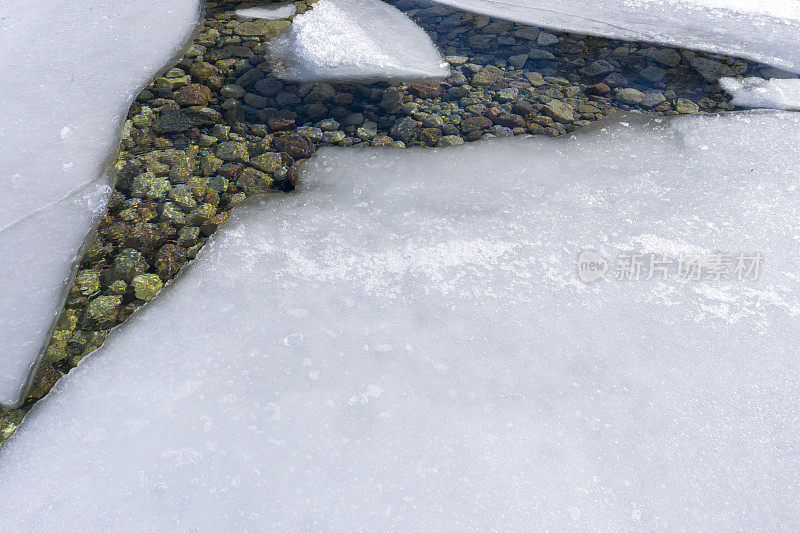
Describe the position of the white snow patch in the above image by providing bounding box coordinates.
[236,3,296,19]
[431,0,800,74]
[267,0,449,81]
[0,0,201,407]
[721,77,800,110]
[1,111,800,529]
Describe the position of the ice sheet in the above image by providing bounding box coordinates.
[430,0,800,74]
[236,3,297,19]
[0,0,201,407]
[1,111,799,529]
[721,77,800,110]
[267,0,449,81]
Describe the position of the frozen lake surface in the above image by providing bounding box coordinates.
[0,0,201,407]
[1,111,799,530]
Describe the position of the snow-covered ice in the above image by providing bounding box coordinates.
[2,111,800,530]
[267,0,449,81]
[236,3,297,19]
[0,0,201,407]
[721,77,800,110]
[431,0,800,74]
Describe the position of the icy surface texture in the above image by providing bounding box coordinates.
[0,0,201,407]
[236,3,297,19]
[721,77,800,110]
[267,0,449,81]
[432,0,800,74]
[2,111,800,529]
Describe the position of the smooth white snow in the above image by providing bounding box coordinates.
[0,0,201,407]
[236,3,297,19]
[721,77,800,110]
[267,0,449,81]
[431,0,800,74]
[2,111,799,530]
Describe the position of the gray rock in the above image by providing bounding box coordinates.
[527,49,556,60]
[380,89,403,111]
[131,274,163,302]
[208,175,229,193]
[445,55,469,66]
[639,65,666,82]
[543,100,575,123]
[537,32,560,46]
[211,124,230,141]
[690,57,736,82]
[318,118,340,131]
[177,226,200,247]
[615,88,645,105]
[219,84,246,100]
[675,98,700,114]
[581,60,616,77]
[649,48,681,67]
[641,91,667,108]
[603,73,629,87]
[390,117,422,143]
[423,114,445,128]
[508,54,528,68]
[199,153,223,176]
[169,185,197,210]
[215,141,249,162]
[73,269,100,297]
[275,92,301,107]
[84,295,122,328]
[472,65,504,86]
[341,113,364,127]
[112,249,149,282]
[513,27,540,40]
[250,152,282,173]
[131,173,170,200]
[446,70,468,86]
[496,88,519,102]
[322,131,346,143]
[160,202,186,225]
[437,135,464,147]
[304,83,336,103]
[244,93,268,108]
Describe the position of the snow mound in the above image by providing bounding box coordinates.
[236,3,296,19]
[2,111,800,530]
[0,0,201,407]
[431,0,800,74]
[267,0,449,81]
[721,77,800,110]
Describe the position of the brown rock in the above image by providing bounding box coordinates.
[586,83,611,96]
[491,113,526,128]
[511,99,537,117]
[262,108,296,131]
[409,83,442,99]
[460,116,493,133]
[274,133,314,159]
[420,128,442,147]
[201,212,229,236]
[125,223,176,256]
[333,92,354,106]
[218,163,243,179]
[155,244,187,281]
[472,65,504,86]
[174,84,212,106]
[371,135,394,147]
